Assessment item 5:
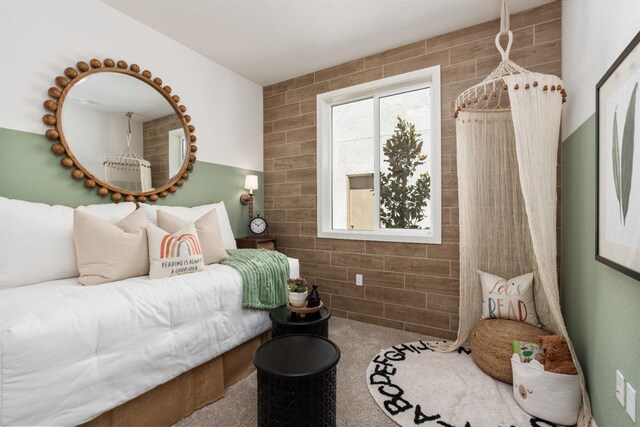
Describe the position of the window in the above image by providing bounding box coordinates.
[317,66,441,243]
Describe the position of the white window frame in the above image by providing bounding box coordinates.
[316,65,442,244]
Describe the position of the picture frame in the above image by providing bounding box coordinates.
[596,30,640,281]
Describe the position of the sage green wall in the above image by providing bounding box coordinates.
[0,127,263,237]
[562,115,640,426]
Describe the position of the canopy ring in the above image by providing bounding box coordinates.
[495,30,513,61]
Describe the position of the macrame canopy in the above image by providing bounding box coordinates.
[103,112,153,193]
[454,1,566,117]
[428,1,591,425]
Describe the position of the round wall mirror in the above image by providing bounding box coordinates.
[42,58,197,202]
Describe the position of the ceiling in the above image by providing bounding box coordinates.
[69,72,174,120]
[101,0,555,87]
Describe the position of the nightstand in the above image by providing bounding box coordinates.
[269,306,331,338]
[235,236,277,251]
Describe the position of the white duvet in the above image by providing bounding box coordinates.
[0,259,299,426]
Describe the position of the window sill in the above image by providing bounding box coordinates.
[317,228,441,244]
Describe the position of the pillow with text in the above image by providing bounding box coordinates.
[147,222,205,279]
[479,270,540,327]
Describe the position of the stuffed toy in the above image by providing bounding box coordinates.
[538,335,577,375]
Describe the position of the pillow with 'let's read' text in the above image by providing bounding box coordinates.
[479,270,540,327]
[147,222,205,279]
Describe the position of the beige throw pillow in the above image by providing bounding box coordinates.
[74,208,150,285]
[479,270,541,327]
[147,222,205,279]
[157,209,228,265]
[140,201,237,249]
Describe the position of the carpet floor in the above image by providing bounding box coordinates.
[175,316,430,427]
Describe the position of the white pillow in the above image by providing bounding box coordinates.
[147,222,205,279]
[0,197,76,289]
[140,201,236,249]
[0,197,140,290]
[76,202,137,223]
[479,270,541,327]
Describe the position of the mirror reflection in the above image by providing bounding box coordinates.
[62,72,187,192]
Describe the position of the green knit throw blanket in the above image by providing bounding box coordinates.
[222,249,290,310]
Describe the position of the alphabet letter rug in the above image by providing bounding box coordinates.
[366,341,558,426]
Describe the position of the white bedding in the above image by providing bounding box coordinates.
[0,258,299,426]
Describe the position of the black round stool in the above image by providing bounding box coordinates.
[253,334,341,427]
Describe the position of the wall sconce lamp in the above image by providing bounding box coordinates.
[239,174,259,218]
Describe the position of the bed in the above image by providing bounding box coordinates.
[0,197,298,425]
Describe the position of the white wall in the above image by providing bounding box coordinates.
[63,105,144,180]
[0,0,263,171]
[562,0,640,139]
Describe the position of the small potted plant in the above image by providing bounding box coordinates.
[287,277,308,307]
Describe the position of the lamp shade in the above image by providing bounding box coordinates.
[244,175,259,193]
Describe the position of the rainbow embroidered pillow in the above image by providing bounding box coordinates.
[147,222,205,279]
[478,270,541,327]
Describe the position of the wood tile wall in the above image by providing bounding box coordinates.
[143,114,183,188]
[263,2,561,340]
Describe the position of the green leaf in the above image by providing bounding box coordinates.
[621,83,637,225]
[612,107,622,221]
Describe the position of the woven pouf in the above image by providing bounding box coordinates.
[471,319,550,384]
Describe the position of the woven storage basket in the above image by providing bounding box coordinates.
[470,319,549,383]
[511,355,581,425]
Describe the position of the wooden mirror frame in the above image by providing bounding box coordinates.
[42,58,197,203]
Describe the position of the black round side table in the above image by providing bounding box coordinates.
[269,306,331,338]
[253,334,341,427]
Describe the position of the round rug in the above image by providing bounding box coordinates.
[366,340,558,426]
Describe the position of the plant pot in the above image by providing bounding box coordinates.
[289,291,308,307]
